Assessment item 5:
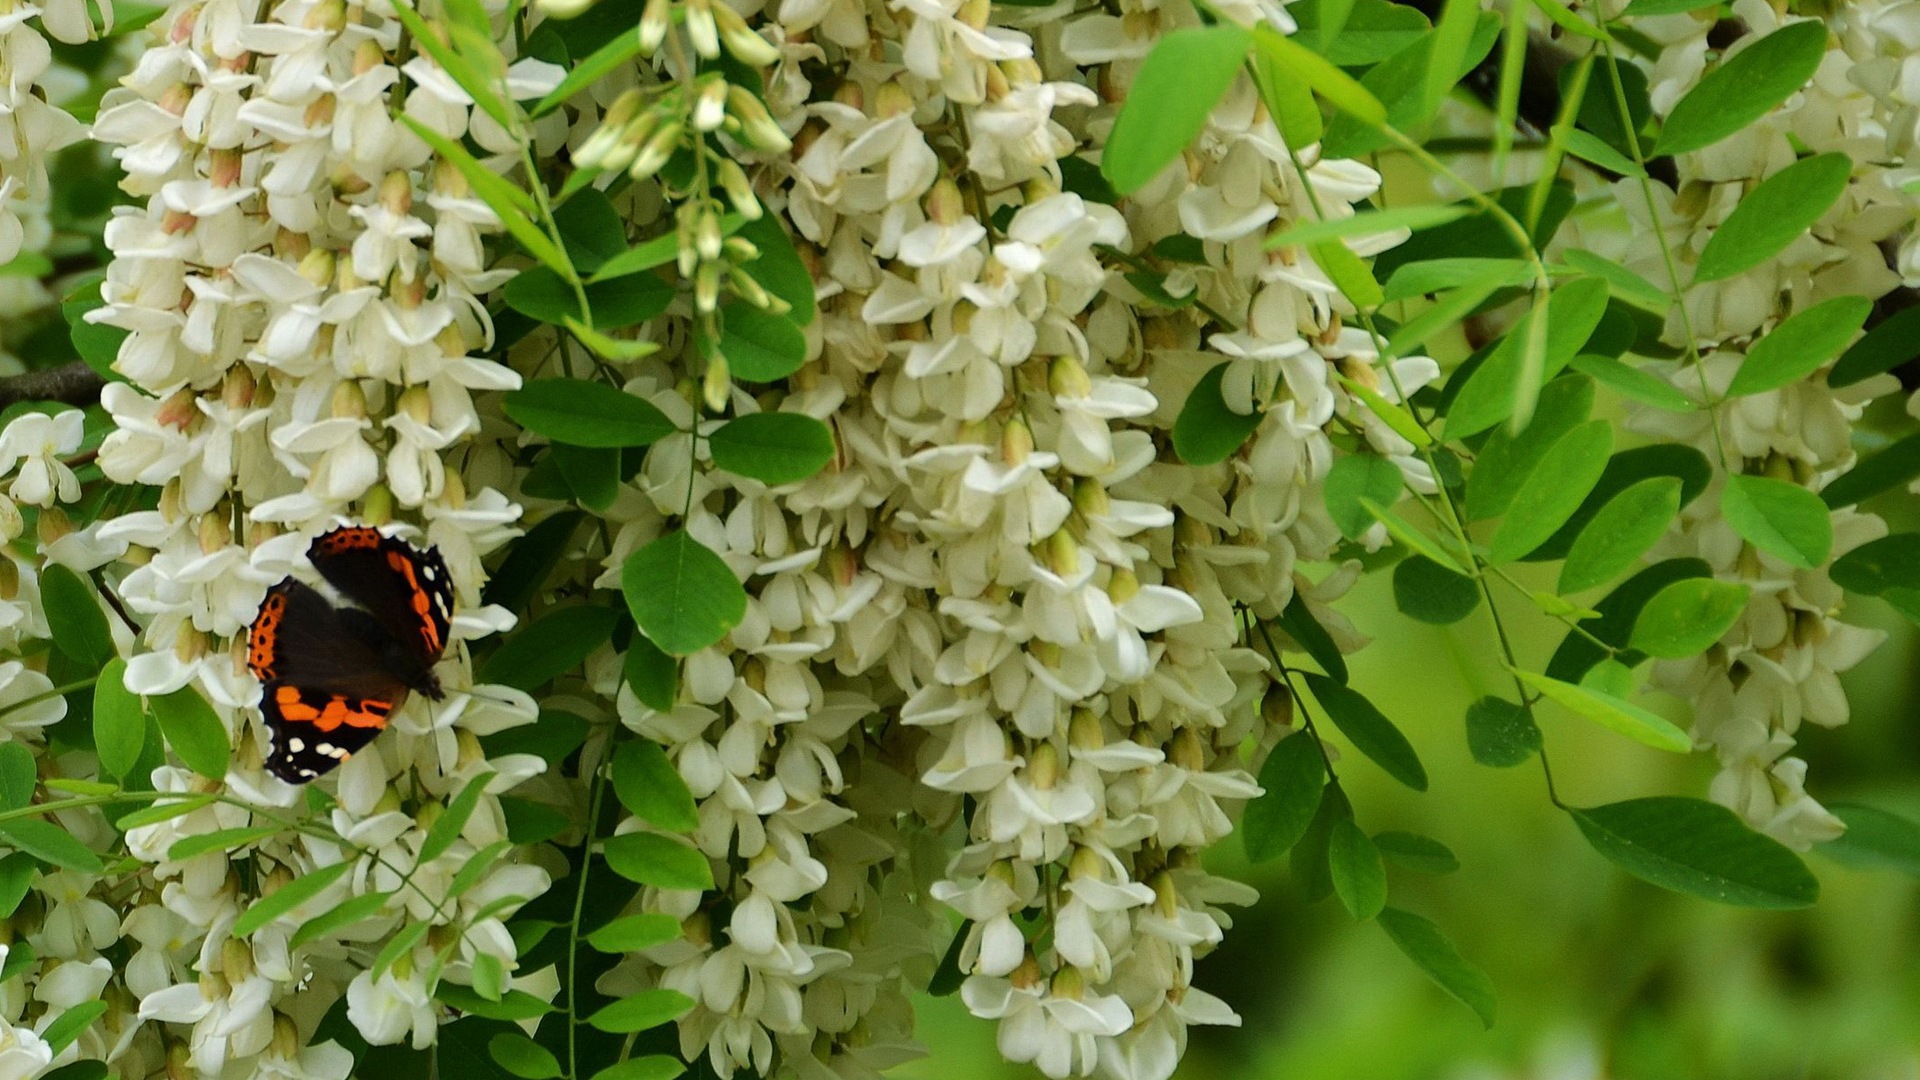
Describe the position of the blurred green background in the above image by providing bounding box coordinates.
[898,559,1920,1080]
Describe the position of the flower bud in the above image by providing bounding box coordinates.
[999,416,1033,466]
[629,119,683,181]
[717,6,781,65]
[271,1013,302,1060]
[1010,950,1043,989]
[726,84,792,152]
[1048,354,1092,398]
[1069,708,1104,750]
[1027,741,1060,789]
[693,74,729,132]
[926,177,965,226]
[223,365,256,410]
[199,512,229,555]
[714,157,762,220]
[36,506,72,546]
[1107,565,1139,605]
[1263,684,1295,730]
[702,347,731,411]
[1169,727,1205,772]
[1041,529,1079,578]
[330,380,368,420]
[1072,477,1109,517]
[727,265,774,311]
[1049,964,1086,1000]
[362,483,394,526]
[639,0,672,52]
[0,560,19,602]
[685,0,720,58]
[222,937,256,982]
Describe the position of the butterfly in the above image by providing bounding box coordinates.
[247,526,454,784]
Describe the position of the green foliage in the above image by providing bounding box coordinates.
[1304,674,1428,791]
[1569,798,1818,908]
[1244,733,1326,862]
[505,379,675,449]
[1173,364,1263,465]
[1653,22,1829,156]
[149,687,230,781]
[708,413,835,484]
[1725,295,1871,396]
[1694,155,1852,283]
[1377,908,1496,1027]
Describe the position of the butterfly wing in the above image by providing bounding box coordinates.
[307,527,454,668]
[250,579,410,784]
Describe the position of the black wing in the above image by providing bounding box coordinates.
[306,527,454,668]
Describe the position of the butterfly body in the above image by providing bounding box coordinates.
[249,526,453,784]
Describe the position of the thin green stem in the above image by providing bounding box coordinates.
[0,678,97,720]
[569,741,611,1080]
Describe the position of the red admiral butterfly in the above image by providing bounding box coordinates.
[248,526,454,783]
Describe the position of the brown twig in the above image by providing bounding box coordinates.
[0,361,107,410]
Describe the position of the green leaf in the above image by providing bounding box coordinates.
[1558,477,1683,594]
[150,687,231,780]
[1822,803,1920,875]
[1266,205,1473,251]
[1509,667,1692,753]
[1721,474,1832,569]
[552,442,620,512]
[1569,354,1694,412]
[1629,578,1749,658]
[1374,831,1459,874]
[1323,455,1403,540]
[503,798,570,845]
[1383,267,1514,356]
[708,413,836,485]
[504,378,675,448]
[1654,22,1828,157]
[115,794,216,831]
[92,658,142,780]
[42,565,112,667]
[0,852,36,918]
[591,216,741,283]
[1392,556,1480,625]
[623,635,678,713]
[552,189,629,273]
[587,912,682,953]
[41,1001,107,1056]
[168,826,279,861]
[612,739,699,832]
[0,938,30,982]
[1465,373,1594,521]
[1274,595,1349,684]
[1310,240,1385,310]
[1488,420,1613,563]
[1821,434,1920,509]
[388,1,512,129]
[1694,154,1851,283]
[1251,24,1388,127]
[1532,445,1712,562]
[373,921,432,979]
[533,25,643,117]
[1173,364,1262,465]
[588,990,697,1034]
[41,1061,109,1080]
[707,304,808,382]
[1445,277,1609,438]
[1829,306,1920,387]
[622,530,748,656]
[1724,294,1871,396]
[1378,908,1496,1027]
[420,771,495,865]
[0,818,103,873]
[491,1033,563,1080]
[481,606,618,691]
[736,215,817,326]
[1464,696,1540,767]
[1251,47,1324,150]
[1242,733,1326,862]
[592,1057,687,1080]
[564,318,661,363]
[1329,817,1387,920]
[1292,785,1347,902]
[602,832,714,890]
[1559,251,1667,312]
[1291,0,1431,64]
[63,279,129,381]
[1554,124,1643,176]
[1831,534,1920,595]
[1623,0,1721,12]
[505,266,673,330]
[292,890,393,948]
[1421,0,1482,123]
[1338,375,1432,448]
[1381,257,1532,304]
[1570,797,1818,907]
[0,743,33,810]
[402,117,570,275]
[1362,498,1469,576]
[1304,673,1428,791]
[436,984,557,1022]
[234,861,351,937]
[1099,25,1252,194]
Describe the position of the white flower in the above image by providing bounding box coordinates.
[0,411,83,507]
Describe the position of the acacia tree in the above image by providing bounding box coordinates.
[0,0,1910,1075]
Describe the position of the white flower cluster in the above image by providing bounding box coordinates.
[0,0,84,266]
[1586,1,1905,849]
[517,2,1438,1079]
[0,0,576,1073]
